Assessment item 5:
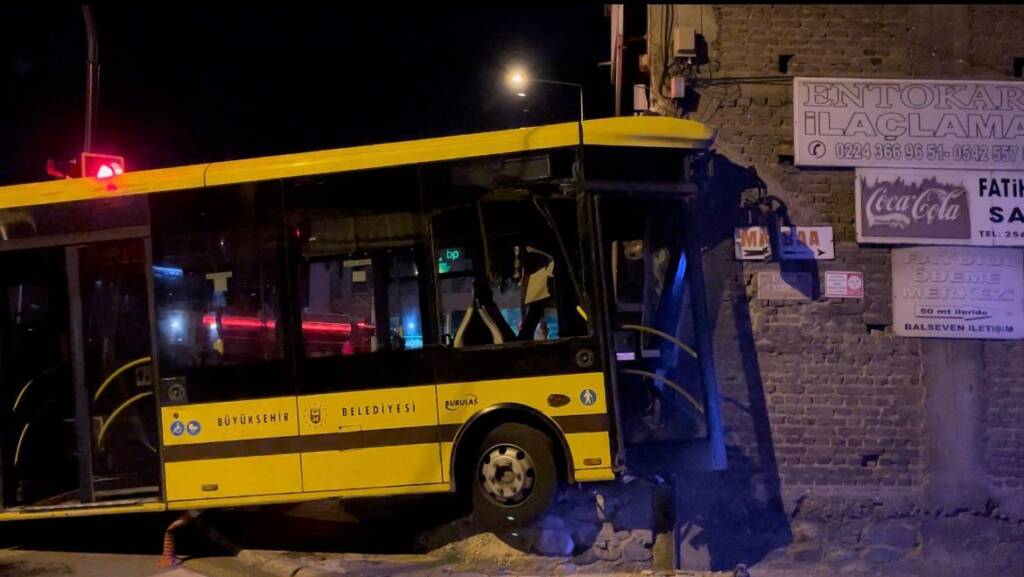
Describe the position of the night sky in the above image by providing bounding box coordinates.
[1,5,613,186]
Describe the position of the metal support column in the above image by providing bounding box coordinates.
[685,197,726,471]
[66,246,95,502]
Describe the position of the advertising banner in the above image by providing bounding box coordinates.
[891,246,1024,339]
[756,271,813,301]
[794,77,1024,170]
[856,168,1024,246]
[734,226,835,260]
[824,271,865,299]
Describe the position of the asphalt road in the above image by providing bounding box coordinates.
[0,548,170,577]
[0,494,469,577]
[0,548,278,577]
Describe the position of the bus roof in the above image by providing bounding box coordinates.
[0,116,715,210]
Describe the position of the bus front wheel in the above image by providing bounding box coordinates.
[471,423,559,529]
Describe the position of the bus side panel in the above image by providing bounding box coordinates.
[301,445,441,492]
[164,454,302,501]
[437,372,614,482]
[296,385,442,492]
[160,396,302,501]
[564,432,615,481]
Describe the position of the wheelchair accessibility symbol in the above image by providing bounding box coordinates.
[580,389,597,406]
[170,420,185,437]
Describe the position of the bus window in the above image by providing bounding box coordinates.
[296,252,423,356]
[151,184,285,371]
[429,188,587,347]
[285,169,427,358]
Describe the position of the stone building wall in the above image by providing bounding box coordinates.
[643,4,1024,572]
[982,341,1024,491]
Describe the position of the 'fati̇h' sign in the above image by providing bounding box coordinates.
[856,168,1024,246]
[794,77,1024,170]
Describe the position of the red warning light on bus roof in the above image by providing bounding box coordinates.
[81,153,126,179]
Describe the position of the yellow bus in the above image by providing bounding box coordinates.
[0,116,723,529]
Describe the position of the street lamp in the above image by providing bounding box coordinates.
[505,68,585,155]
[504,65,589,325]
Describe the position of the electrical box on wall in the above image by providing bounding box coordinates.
[673,26,697,59]
[670,77,686,99]
[633,84,649,112]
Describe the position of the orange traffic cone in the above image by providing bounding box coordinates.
[157,529,180,567]
[157,510,198,567]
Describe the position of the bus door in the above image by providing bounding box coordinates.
[0,238,159,509]
[151,184,303,503]
[285,170,442,493]
[594,193,709,449]
[76,239,160,502]
[0,247,77,508]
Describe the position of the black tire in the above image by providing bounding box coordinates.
[470,422,559,530]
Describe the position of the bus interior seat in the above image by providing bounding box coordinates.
[454,297,516,348]
[480,300,517,342]
[519,299,547,341]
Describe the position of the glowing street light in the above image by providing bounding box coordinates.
[507,69,527,90]
[503,65,585,162]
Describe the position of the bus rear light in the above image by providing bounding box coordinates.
[81,152,126,179]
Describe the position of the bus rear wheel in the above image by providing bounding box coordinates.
[471,423,558,529]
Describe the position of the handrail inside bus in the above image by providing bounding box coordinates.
[11,366,61,413]
[13,423,30,466]
[620,324,698,359]
[620,368,705,416]
[92,357,152,403]
[96,391,154,450]
[12,379,36,413]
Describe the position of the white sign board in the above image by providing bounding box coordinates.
[757,271,813,301]
[794,77,1024,170]
[734,226,835,261]
[779,226,835,260]
[734,226,772,260]
[856,168,1024,246]
[891,246,1024,339]
[824,271,864,299]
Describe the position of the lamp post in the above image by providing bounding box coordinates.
[82,4,99,153]
[505,68,585,180]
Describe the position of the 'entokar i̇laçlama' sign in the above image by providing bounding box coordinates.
[794,77,1024,170]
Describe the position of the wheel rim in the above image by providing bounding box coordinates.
[477,443,536,507]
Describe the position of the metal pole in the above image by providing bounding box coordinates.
[577,85,586,180]
[66,246,95,503]
[82,4,99,152]
[685,189,727,472]
[574,84,585,184]
[533,79,585,175]
[577,85,585,140]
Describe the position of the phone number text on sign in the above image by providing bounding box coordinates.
[834,143,1021,164]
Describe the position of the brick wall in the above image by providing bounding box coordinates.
[650,4,1024,510]
[982,341,1024,491]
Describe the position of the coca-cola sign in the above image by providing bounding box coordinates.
[856,168,1024,246]
[860,173,971,240]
